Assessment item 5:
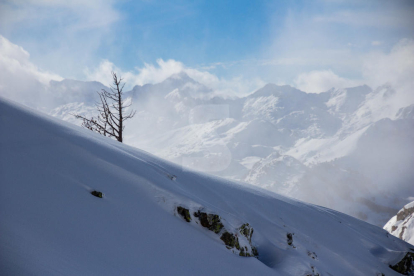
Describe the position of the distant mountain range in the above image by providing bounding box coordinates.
[48,72,414,227]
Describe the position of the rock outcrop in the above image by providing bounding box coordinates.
[176,206,258,258]
[389,251,414,275]
[384,201,414,245]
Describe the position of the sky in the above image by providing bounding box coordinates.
[0,0,414,96]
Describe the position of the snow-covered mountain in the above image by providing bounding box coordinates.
[385,202,414,246]
[2,97,414,275]
[46,72,414,226]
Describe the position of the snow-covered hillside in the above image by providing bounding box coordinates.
[2,97,414,275]
[47,73,414,226]
[385,202,414,246]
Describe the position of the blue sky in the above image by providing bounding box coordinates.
[0,0,414,95]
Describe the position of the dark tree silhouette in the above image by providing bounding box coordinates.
[74,72,136,143]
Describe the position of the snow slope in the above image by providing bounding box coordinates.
[1,98,414,275]
[385,202,414,246]
[44,74,414,227]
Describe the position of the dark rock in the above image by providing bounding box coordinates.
[307,251,318,260]
[90,190,103,198]
[190,210,258,258]
[251,246,259,256]
[239,247,246,257]
[177,206,191,222]
[237,223,259,257]
[194,210,224,234]
[196,211,210,227]
[220,231,240,250]
[389,252,414,275]
[287,233,294,246]
[239,223,253,243]
[311,266,320,276]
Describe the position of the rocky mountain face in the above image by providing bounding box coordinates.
[48,72,414,226]
[384,202,414,245]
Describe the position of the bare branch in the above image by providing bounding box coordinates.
[73,71,136,143]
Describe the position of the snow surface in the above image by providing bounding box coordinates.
[1,97,413,275]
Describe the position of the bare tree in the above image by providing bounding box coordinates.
[74,72,136,143]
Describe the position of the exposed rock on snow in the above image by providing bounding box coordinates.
[287,233,294,247]
[176,206,258,257]
[397,204,414,222]
[177,206,191,222]
[90,190,103,198]
[193,210,224,234]
[220,231,240,250]
[389,251,414,275]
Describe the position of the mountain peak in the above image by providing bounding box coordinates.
[248,83,303,98]
[168,71,194,82]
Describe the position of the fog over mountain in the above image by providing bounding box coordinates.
[40,72,414,227]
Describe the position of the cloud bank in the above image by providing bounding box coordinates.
[0,0,120,79]
[294,70,362,93]
[85,59,265,98]
[0,35,62,106]
[0,35,412,108]
[363,38,414,99]
[293,38,414,97]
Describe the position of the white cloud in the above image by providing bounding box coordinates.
[0,30,265,104]
[185,68,265,97]
[83,60,118,87]
[363,38,414,87]
[263,1,414,89]
[294,70,362,93]
[85,59,265,97]
[0,0,120,79]
[0,35,62,105]
[136,59,185,86]
[84,59,185,89]
[362,38,414,103]
[293,38,414,105]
